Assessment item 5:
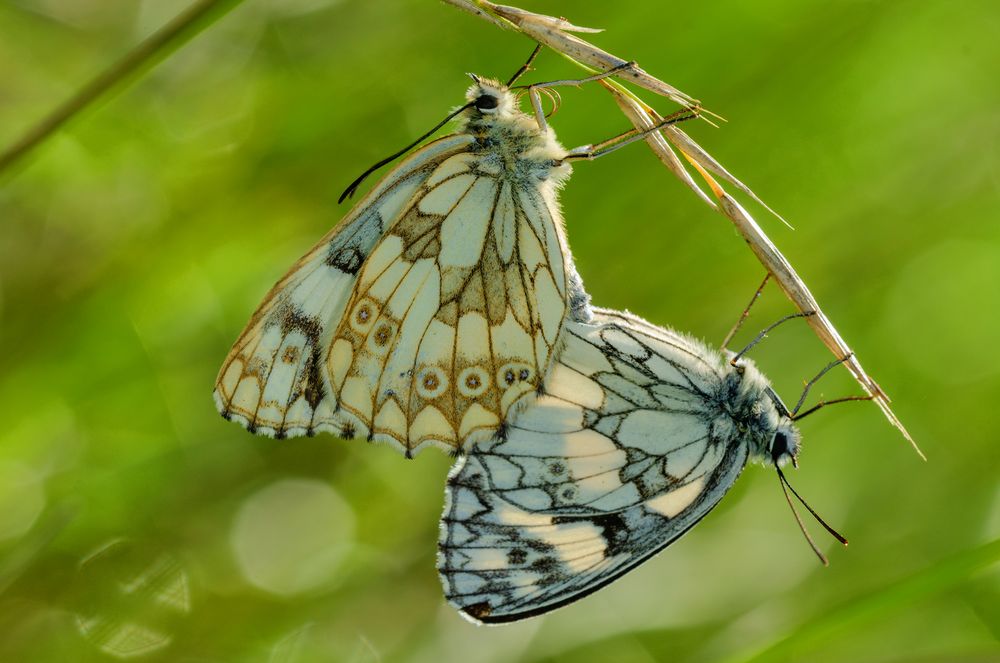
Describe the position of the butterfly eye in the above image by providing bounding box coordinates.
[475,94,499,112]
[771,430,792,463]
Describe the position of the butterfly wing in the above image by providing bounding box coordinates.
[217,133,575,454]
[326,154,572,454]
[214,134,475,439]
[438,309,749,623]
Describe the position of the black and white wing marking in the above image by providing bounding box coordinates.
[215,135,474,439]
[438,309,750,623]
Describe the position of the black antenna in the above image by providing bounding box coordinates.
[777,467,848,566]
[338,45,546,204]
[338,100,475,204]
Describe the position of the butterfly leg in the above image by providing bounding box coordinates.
[792,394,876,421]
[505,43,543,86]
[522,61,635,130]
[557,106,700,163]
[790,354,853,415]
[523,60,637,90]
[786,353,876,420]
[721,272,771,350]
[729,310,817,366]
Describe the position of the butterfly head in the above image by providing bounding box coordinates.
[760,385,800,467]
[769,421,801,468]
[465,75,516,118]
[727,356,802,468]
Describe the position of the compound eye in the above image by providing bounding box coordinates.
[475,94,499,111]
[771,431,790,463]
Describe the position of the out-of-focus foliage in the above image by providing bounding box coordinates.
[0,1,997,661]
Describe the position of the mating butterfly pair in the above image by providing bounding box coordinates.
[215,58,846,623]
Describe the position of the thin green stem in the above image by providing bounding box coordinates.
[0,0,245,176]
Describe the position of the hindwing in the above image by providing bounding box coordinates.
[214,135,474,439]
[438,309,749,623]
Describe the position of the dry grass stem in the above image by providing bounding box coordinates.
[446,0,919,452]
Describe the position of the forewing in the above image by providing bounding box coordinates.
[438,310,748,623]
[214,135,475,438]
[328,155,571,454]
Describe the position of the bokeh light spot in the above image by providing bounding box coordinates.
[230,478,355,596]
[74,539,190,659]
[0,461,45,542]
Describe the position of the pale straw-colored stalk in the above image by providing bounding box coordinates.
[444,0,921,456]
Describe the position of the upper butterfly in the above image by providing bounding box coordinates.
[214,74,592,455]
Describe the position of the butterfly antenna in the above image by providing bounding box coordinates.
[338,101,475,203]
[777,467,848,566]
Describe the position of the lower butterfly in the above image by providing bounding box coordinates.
[438,307,846,623]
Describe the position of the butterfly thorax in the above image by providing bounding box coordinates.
[462,79,571,187]
[714,358,798,465]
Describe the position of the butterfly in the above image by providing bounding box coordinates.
[214,70,594,455]
[214,52,693,456]
[438,307,846,623]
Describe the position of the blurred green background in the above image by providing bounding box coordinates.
[1,0,997,661]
